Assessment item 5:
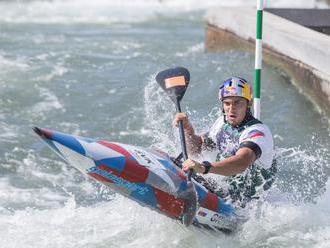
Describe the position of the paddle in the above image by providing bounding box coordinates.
[155,66,192,175]
[156,66,197,226]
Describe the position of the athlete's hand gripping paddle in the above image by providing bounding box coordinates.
[156,66,197,226]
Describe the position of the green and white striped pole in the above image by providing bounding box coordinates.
[254,0,263,119]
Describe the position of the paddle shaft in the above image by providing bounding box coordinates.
[175,98,193,180]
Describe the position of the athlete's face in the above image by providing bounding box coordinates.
[222,96,249,126]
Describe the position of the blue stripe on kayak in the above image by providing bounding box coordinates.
[194,184,208,202]
[157,159,178,174]
[130,184,157,208]
[52,131,86,155]
[218,199,235,216]
[177,181,188,193]
[95,157,126,172]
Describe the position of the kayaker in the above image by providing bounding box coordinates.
[173,77,277,206]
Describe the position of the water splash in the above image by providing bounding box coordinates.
[0,0,327,24]
[143,74,179,154]
[274,138,329,203]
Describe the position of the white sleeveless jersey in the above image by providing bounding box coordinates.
[205,116,274,169]
[239,123,274,169]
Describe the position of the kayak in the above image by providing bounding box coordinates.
[34,127,244,232]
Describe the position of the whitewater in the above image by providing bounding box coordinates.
[0,0,329,247]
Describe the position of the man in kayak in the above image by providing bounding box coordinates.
[173,77,277,206]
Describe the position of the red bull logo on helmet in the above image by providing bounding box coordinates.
[224,86,240,96]
[219,77,252,101]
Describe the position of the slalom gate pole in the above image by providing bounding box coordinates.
[254,0,263,119]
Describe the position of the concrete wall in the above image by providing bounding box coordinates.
[205,7,330,117]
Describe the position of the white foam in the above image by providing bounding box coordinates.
[0,0,326,24]
[0,121,19,142]
[0,192,238,248]
[31,34,66,45]
[35,64,68,82]
[29,87,65,120]
[316,180,330,212]
[0,54,30,71]
[143,75,178,153]
[175,43,204,57]
[239,183,330,247]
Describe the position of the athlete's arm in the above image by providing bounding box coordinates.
[182,147,256,176]
[208,147,256,176]
[172,112,203,155]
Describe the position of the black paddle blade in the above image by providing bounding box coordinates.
[180,181,198,227]
[155,66,190,103]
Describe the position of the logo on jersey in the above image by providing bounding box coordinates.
[243,129,265,141]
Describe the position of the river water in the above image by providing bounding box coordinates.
[1,0,330,247]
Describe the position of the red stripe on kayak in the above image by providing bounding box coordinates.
[98,161,149,183]
[36,128,53,139]
[154,188,184,218]
[96,141,149,182]
[122,158,149,182]
[97,141,131,157]
[200,192,219,212]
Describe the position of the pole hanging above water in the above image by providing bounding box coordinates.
[254,0,263,119]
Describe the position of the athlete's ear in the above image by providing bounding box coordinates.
[247,99,253,116]
[248,99,253,108]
